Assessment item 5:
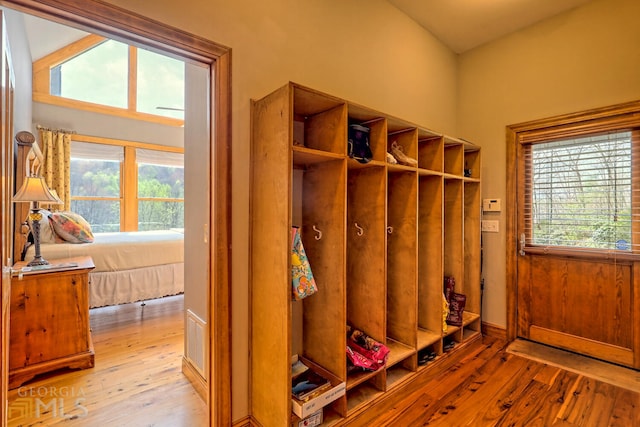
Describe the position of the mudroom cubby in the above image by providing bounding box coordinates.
[251,82,482,426]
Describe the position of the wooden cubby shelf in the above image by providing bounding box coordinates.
[251,82,482,426]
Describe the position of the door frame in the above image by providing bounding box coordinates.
[0,1,232,426]
[506,100,640,344]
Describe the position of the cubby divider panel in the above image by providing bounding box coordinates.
[300,159,348,378]
[388,128,418,164]
[464,182,481,315]
[464,148,481,179]
[346,166,387,346]
[444,142,463,176]
[444,179,464,283]
[303,103,347,155]
[418,136,443,172]
[358,117,387,163]
[387,171,418,348]
[386,357,415,390]
[418,175,443,336]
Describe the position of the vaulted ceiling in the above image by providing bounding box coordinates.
[21,0,596,60]
[387,0,595,53]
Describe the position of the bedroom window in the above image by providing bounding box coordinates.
[69,138,184,232]
[70,142,123,232]
[137,149,184,231]
[34,34,185,125]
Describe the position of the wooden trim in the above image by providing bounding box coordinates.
[506,99,640,349]
[210,47,232,427]
[122,145,137,230]
[33,93,184,127]
[481,321,507,341]
[72,133,184,153]
[182,356,207,402]
[233,416,254,427]
[505,126,518,342]
[32,34,105,94]
[0,1,232,426]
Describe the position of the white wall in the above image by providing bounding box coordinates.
[457,0,640,328]
[3,8,32,133]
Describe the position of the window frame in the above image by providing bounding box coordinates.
[523,130,636,253]
[33,34,184,127]
[513,110,640,261]
[70,134,184,231]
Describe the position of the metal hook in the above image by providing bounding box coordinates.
[355,223,364,236]
[387,226,393,234]
[313,225,322,240]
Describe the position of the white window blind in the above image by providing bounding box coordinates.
[526,131,635,251]
[71,141,123,161]
[136,148,183,167]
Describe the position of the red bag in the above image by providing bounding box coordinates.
[446,293,466,327]
[346,345,378,371]
[346,325,390,367]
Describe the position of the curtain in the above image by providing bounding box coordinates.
[39,127,72,212]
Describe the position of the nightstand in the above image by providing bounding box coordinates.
[9,255,95,389]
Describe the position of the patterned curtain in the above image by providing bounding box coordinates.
[39,127,72,212]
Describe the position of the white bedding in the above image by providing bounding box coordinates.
[26,230,184,307]
[27,230,184,272]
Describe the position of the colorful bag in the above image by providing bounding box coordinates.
[291,226,318,300]
[346,325,390,369]
[447,293,467,327]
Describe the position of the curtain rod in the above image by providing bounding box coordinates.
[36,124,77,134]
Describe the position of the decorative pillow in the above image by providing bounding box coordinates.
[49,211,94,243]
[27,209,56,243]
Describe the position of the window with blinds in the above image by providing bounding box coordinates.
[525,131,635,251]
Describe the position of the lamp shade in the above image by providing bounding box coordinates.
[39,188,64,207]
[13,176,61,203]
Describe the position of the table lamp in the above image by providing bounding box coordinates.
[13,175,62,266]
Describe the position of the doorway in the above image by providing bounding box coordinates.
[506,101,640,370]
[0,1,231,426]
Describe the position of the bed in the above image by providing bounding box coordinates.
[25,229,184,308]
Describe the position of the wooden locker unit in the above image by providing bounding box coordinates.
[251,82,482,426]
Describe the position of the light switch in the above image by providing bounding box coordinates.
[481,220,499,232]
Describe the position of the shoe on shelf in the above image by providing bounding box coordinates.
[390,141,418,167]
[386,152,398,164]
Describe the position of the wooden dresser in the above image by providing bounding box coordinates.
[9,256,95,389]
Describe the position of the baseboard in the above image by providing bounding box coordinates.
[233,415,253,427]
[182,356,207,402]
[481,321,507,340]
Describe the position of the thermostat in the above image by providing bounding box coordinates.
[483,199,501,212]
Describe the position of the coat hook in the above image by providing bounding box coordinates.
[355,223,364,236]
[387,226,393,234]
[313,225,322,240]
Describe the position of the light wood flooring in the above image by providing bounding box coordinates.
[6,295,207,427]
[348,336,640,426]
[8,297,640,426]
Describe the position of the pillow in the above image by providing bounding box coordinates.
[49,211,94,243]
[27,209,56,244]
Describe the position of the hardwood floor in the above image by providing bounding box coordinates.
[6,295,207,427]
[8,298,640,426]
[348,336,640,426]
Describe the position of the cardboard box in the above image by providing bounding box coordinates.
[292,380,345,419]
[297,409,323,427]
